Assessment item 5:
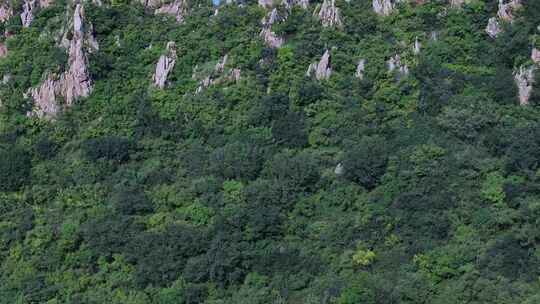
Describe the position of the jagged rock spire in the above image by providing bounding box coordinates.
[27,3,93,118]
[316,0,342,28]
[307,50,331,80]
[373,0,394,16]
[153,41,177,88]
[260,8,284,48]
[21,0,36,27]
[514,66,534,106]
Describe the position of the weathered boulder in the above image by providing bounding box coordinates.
[514,66,534,106]
[316,0,342,28]
[373,0,393,16]
[152,41,177,89]
[307,50,331,80]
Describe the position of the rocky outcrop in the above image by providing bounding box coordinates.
[450,0,464,7]
[27,4,92,118]
[485,0,521,38]
[387,54,409,77]
[413,37,421,55]
[263,8,280,26]
[20,0,54,27]
[307,50,331,80]
[195,55,241,93]
[260,8,284,48]
[260,28,284,48]
[0,43,7,58]
[316,0,342,28]
[532,48,540,64]
[497,0,521,22]
[152,41,177,89]
[259,0,274,8]
[514,66,534,106]
[27,75,60,117]
[21,0,36,27]
[0,4,13,23]
[40,0,54,7]
[355,59,366,79]
[155,0,187,23]
[334,163,344,175]
[485,17,501,38]
[281,0,309,10]
[373,0,394,16]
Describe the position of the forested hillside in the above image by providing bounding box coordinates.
[1,0,540,303]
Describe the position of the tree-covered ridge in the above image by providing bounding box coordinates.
[1,0,540,303]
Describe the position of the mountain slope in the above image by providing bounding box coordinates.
[1,0,540,303]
